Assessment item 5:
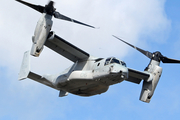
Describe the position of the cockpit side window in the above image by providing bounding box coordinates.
[104,58,111,65]
[111,58,120,64]
[121,61,127,67]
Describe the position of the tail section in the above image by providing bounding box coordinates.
[18,51,57,90]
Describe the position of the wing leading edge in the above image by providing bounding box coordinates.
[45,33,90,62]
[126,68,150,84]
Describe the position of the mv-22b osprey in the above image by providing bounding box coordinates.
[17,0,180,103]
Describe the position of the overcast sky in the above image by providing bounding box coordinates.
[0,0,180,120]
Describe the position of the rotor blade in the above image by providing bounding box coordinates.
[112,35,153,59]
[16,0,44,13]
[161,56,180,63]
[54,12,95,28]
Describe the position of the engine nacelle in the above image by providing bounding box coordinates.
[139,65,162,103]
[31,14,53,57]
[30,31,55,57]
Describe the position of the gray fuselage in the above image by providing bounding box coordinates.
[44,57,128,96]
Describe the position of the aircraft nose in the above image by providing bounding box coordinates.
[119,67,128,79]
[119,70,126,79]
[110,64,128,79]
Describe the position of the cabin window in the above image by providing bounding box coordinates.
[97,63,100,66]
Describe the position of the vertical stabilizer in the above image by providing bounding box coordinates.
[19,51,31,80]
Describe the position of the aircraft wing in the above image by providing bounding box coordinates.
[45,33,90,62]
[125,68,150,84]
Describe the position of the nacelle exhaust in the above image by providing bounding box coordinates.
[30,43,44,57]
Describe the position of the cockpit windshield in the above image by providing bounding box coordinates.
[111,58,120,64]
[104,57,127,67]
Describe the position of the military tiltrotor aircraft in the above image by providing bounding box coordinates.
[16,0,96,57]
[19,33,180,103]
[17,0,180,103]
